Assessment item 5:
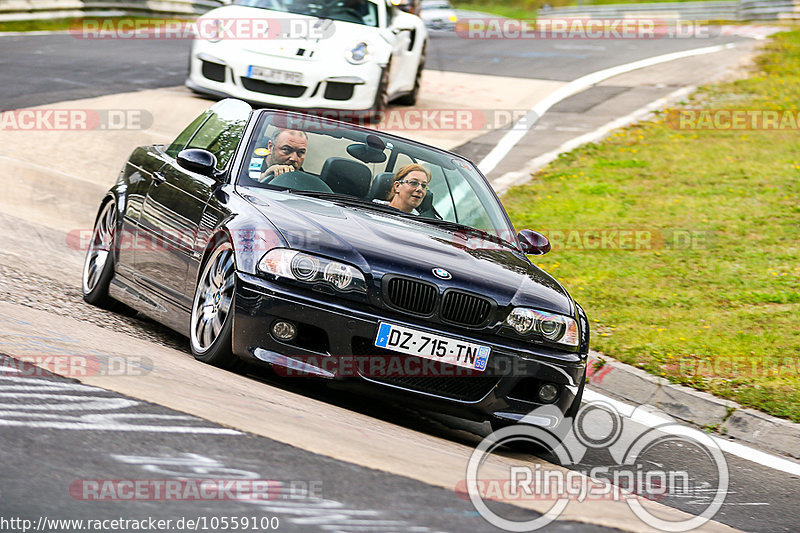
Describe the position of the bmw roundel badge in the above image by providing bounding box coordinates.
[432,268,452,280]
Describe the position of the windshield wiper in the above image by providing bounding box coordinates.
[289,190,519,251]
[288,190,418,216]
[414,218,519,251]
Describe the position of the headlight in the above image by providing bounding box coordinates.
[258,249,367,293]
[449,14,458,23]
[195,18,222,43]
[505,308,579,347]
[345,41,370,65]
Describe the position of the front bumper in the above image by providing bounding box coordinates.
[233,272,587,427]
[187,41,381,112]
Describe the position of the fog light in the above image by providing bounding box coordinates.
[272,321,297,341]
[538,383,559,403]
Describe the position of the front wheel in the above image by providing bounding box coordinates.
[190,239,238,369]
[396,44,425,106]
[369,61,390,122]
[82,200,117,307]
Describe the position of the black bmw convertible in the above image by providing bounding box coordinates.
[82,99,589,431]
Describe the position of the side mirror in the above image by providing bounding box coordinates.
[518,229,551,256]
[177,149,218,177]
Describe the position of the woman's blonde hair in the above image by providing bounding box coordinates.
[386,163,431,201]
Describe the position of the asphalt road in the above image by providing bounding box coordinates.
[0,29,750,110]
[1,24,798,533]
[1,363,627,533]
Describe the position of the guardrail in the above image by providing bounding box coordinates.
[527,0,799,22]
[0,0,224,21]
[739,0,800,20]
[537,1,739,21]
[0,0,797,23]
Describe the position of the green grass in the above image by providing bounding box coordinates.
[502,30,800,422]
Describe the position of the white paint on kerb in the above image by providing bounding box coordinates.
[492,84,697,194]
[478,43,736,175]
[583,389,800,477]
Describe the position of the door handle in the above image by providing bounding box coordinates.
[153,172,166,185]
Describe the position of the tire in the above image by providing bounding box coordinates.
[489,419,556,457]
[369,61,390,122]
[190,239,239,369]
[82,200,117,307]
[396,43,425,106]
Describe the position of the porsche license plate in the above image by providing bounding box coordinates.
[374,322,490,371]
[247,66,303,85]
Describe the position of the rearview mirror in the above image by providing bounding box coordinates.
[177,149,218,177]
[518,230,551,256]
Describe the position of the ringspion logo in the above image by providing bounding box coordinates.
[463,401,729,531]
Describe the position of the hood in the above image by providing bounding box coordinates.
[201,5,378,61]
[247,191,574,316]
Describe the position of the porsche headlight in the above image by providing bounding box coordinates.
[505,308,579,347]
[258,249,366,293]
[345,41,370,65]
[194,18,222,43]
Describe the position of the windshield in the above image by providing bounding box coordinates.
[422,1,452,9]
[236,111,517,244]
[233,0,379,27]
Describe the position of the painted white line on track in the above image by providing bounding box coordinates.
[478,43,736,175]
[0,31,72,37]
[583,389,800,477]
[492,84,697,193]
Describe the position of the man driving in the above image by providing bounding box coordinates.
[259,128,307,182]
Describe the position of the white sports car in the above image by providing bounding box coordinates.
[186,0,428,118]
[420,0,458,30]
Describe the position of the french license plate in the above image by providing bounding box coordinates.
[374,322,490,372]
[248,65,303,85]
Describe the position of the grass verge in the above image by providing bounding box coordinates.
[503,30,800,422]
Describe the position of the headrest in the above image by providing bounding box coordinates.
[319,157,372,197]
[368,172,395,200]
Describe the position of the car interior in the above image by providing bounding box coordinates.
[234,113,513,236]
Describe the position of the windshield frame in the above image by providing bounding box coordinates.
[232,0,381,28]
[235,109,522,250]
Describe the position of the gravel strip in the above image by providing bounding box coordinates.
[0,263,189,352]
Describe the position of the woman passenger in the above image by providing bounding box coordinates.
[386,163,431,214]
